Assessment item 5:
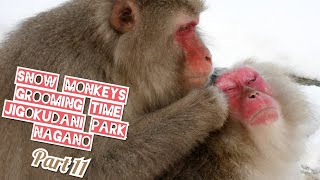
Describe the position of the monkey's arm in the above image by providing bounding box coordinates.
[157,120,253,180]
[88,87,228,179]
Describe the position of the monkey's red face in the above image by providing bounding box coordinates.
[215,67,280,126]
[175,17,213,88]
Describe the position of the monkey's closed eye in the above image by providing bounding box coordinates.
[223,86,236,92]
[177,23,196,35]
[179,26,191,32]
[247,78,256,85]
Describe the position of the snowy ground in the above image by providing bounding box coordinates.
[1,0,320,178]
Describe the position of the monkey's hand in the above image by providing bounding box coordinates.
[96,86,229,179]
[176,86,229,131]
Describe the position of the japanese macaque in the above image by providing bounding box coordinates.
[0,0,229,179]
[159,61,311,180]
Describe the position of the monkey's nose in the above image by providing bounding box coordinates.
[205,55,211,62]
[204,49,212,63]
[249,91,259,99]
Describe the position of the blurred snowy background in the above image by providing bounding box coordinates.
[0,0,319,178]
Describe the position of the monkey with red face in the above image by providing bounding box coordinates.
[160,61,311,180]
[216,65,280,126]
[0,0,229,179]
[0,0,310,179]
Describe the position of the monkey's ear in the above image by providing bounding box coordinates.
[110,0,139,33]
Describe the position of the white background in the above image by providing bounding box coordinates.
[201,0,320,80]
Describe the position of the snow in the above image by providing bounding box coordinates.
[0,0,320,177]
[0,0,66,41]
[199,0,320,80]
[301,85,320,178]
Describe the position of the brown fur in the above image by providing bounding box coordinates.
[159,61,312,180]
[0,0,228,179]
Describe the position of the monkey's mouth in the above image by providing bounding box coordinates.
[249,107,279,126]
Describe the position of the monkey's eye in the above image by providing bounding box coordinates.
[222,85,237,92]
[177,22,196,35]
[247,77,256,85]
[216,81,237,92]
[178,26,191,32]
[225,87,236,91]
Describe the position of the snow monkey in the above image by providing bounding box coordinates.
[159,61,311,180]
[0,0,229,179]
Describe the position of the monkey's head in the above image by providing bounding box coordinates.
[96,0,212,108]
[215,67,281,126]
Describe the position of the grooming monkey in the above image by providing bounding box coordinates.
[1,0,309,179]
[159,61,311,180]
[0,0,230,179]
